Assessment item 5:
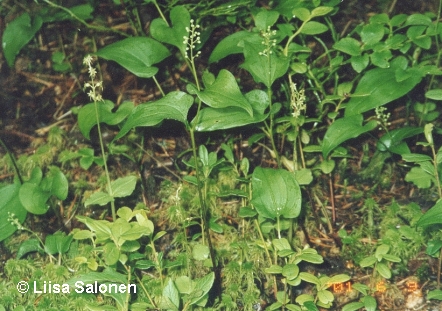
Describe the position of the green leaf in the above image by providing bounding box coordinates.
[292,8,311,22]
[272,238,292,251]
[282,264,300,279]
[417,200,442,227]
[16,239,43,259]
[317,290,334,304]
[359,256,376,267]
[150,6,190,55]
[193,69,253,116]
[189,273,215,306]
[241,40,289,88]
[370,49,392,68]
[342,302,365,311]
[209,31,258,63]
[193,90,269,131]
[426,89,442,100]
[375,244,390,258]
[376,262,391,279]
[44,232,73,255]
[19,182,51,215]
[402,153,432,163]
[110,176,137,198]
[311,6,334,17]
[362,295,377,311]
[66,268,127,287]
[47,166,69,200]
[361,23,385,45]
[103,242,120,265]
[333,37,361,56]
[301,21,328,35]
[192,244,210,261]
[162,279,180,311]
[255,10,279,31]
[0,183,27,242]
[85,191,113,207]
[345,65,423,117]
[350,53,369,72]
[265,265,283,274]
[382,254,401,262]
[78,101,133,140]
[95,37,170,78]
[114,92,193,140]
[299,272,320,285]
[251,167,302,220]
[377,127,422,154]
[405,166,434,189]
[322,115,377,158]
[2,13,43,67]
[427,290,442,300]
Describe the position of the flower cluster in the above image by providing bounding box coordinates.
[183,19,201,61]
[375,106,391,130]
[8,212,24,230]
[83,55,103,102]
[290,82,306,118]
[259,26,277,57]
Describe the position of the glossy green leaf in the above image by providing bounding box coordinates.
[317,290,334,304]
[78,101,133,140]
[350,53,369,72]
[311,6,334,17]
[417,200,442,227]
[44,232,73,255]
[16,239,43,258]
[402,153,432,163]
[299,272,320,285]
[361,23,385,45]
[110,176,137,198]
[359,256,376,267]
[301,21,328,35]
[333,37,361,56]
[19,183,51,215]
[209,31,258,63]
[342,302,365,311]
[292,8,311,22]
[251,167,302,220]
[345,65,423,117]
[193,89,269,131]
[150,5,190,55]
[255,10,279,31]
[377,127,422,154]
[376,262,391,278]
[362,295,377,311]
[370,49,392,68]
[241,40,289,88]
[96,37,170,78]
[193,69,253,115]
[47,166,69,200]
[2,13,43,67]
[426,89,442,100]
[0,183,27,242]
[115,92,193,140]
[322,114,377,158]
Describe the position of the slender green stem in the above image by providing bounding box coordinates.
[153,0,169,26]
[152,75,165,96]
[0,138,23,184]
[135,274,157,308]
[431,144,442,199]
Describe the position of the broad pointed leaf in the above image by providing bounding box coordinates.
[251,167,302,220]
[114,91,193,140]
[193,69,253,116]
[96,37,171,78]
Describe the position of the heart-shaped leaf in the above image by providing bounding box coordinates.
[78,101,133,140]
[114,91,193,140]
[96,37,171,78]
[150,5,190,55]
[0,183,27,242]
[251,167,302,220]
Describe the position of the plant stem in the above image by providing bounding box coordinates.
[0,138,23,184]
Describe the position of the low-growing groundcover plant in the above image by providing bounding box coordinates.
[1,0,442,310]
